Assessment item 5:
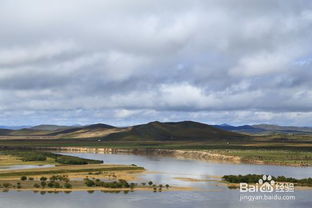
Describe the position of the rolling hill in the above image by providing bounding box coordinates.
[0,121,247,141]
[29,125,73,131]
[104,121,247,141]
[0,123,119,138]
[1,121,311,140]
[47,123,119,138]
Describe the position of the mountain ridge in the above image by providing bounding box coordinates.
[1,121,312,139]
[213,124,312,135]
[104,121,247,141]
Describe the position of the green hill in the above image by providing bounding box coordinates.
[104,121,247,141]
[0,121,248,141]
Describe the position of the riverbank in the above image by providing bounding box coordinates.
[0,163,198,193]
[0,164,144,178]
[1,144,311,167]
[39,146,312,167]
[0,186,196,192]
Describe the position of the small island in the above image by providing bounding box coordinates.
[222,174,312,188]
[0,150,177,193]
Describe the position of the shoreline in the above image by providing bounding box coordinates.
[33,146,311,167]
[1,186,197,192]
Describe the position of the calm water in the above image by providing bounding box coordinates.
[0,152,311,208]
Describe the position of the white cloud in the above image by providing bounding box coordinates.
[0,0,311,125]
[158,83,218,109]
[229,51,290,77]
[0,40,78,66]
[114,109,138,118]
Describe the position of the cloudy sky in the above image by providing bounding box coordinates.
[0,0,312,127]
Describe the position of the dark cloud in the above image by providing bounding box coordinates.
[0,0,312,126]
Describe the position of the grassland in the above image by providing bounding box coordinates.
[0,137,312,166]
[0,151,103,166]
[0,150,155,192]
[0,164,144,178]
[0,154,56,166]
[203,149,312,166]
[0,164,187,192]
[0,123,312,167]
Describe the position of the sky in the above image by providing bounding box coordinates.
[0,0,312,127]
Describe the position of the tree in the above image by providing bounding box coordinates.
[64,183,72,189]
[50,175,57,181]
[53,182,61,188]
[85,180,95,187]
[40,176,47,182]
[165,184,170,189]
[141,182,146,186]
[148,181,153,186]
[95,179,102,186]
[33,184,40,188]
[48,182,54,188]
[28,177,34,181]
[3,183,11,188]
[20,176,27,181]
[40,181,47,188]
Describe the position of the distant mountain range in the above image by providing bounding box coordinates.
[1,122,311,142]
[0,125,31,130]
[213,124,312,135]
[0,121,247,141]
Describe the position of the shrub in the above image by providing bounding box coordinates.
[20,176,27,181]
[64,183,72,189]
[40,176,47,182]
[48,182,54,188]
[85,180,95,187]
[3,183,11,188]
[40,181,46,188]
[51,175,59,181]
[53,182,61,188]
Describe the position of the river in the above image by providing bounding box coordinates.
[0,151,311,208]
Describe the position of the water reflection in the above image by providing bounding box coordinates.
[0,190,311,208]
